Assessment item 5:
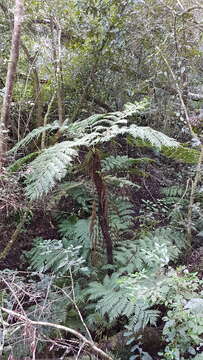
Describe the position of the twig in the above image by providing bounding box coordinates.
[41,91,56,149]
[57,267,93,342]
[1,307,113,360]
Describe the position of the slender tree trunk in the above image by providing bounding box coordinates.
[21,43,43,135]
[92,150,113,265]
[0,0,24,167]
[50,17,64,126]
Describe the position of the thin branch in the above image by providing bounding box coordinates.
[1,307,113,360]
[41,91,56,149]
[57,268,93,342]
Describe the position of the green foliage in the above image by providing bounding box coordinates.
[9,122,61,154]
[162,185,186,198]
[8,151,40,172]
[162,146,200,164]
[58,216,91,258]
[109,196,135,244]
[114,227,186,274]
[123,268,203,360]
[27,238,86,274]
[85,227,186,335]
[101,155,153,172]
[2,1,203,358]
[49,181,94,213]
[11,102,182,200]
[85,272,160,332]
[105,175,140,189]
[25,142,78,199]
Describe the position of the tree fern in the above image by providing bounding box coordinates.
[10,102,199,200]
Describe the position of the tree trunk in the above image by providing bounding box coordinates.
[50,17,64,126]
[92,150,113,265]
[0,0,24,167]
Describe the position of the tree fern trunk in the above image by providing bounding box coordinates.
[92,150,113,265]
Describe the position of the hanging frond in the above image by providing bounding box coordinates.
[9,122,61,154]
[162,145,200,164]
[127,125,179,149]
[101,155,153,172]
[25,141,78,199]
[104,175,140,189]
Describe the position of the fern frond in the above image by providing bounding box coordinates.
[114,227,186,273]
[58,217,91,258]
[9,122,61,154]
[67,114,106,137]
[25,142,78,199]
[49,181,94,213]
[105,175,140,188]
[127,125,179,149]
[162,145,200,164]
[162,185,186,198]
[128,301,160,332]
[86,271,159,331]
[8,152,40,172]
[101,155,153,172]
[16,102,185,200]
[109,197,135,244]
[27,238,85,274]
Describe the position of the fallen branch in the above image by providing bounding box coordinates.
[1,307,113,360]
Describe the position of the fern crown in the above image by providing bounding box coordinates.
[10,101,190,200]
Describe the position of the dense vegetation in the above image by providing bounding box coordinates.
[0,0,203,359]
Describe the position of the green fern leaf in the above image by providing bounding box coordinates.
[102,155,153,172]
[27,238,85,274]
[162,145,200,164]
[9,122,61,154]
[26,142,78,199]
[127,125,179,149]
